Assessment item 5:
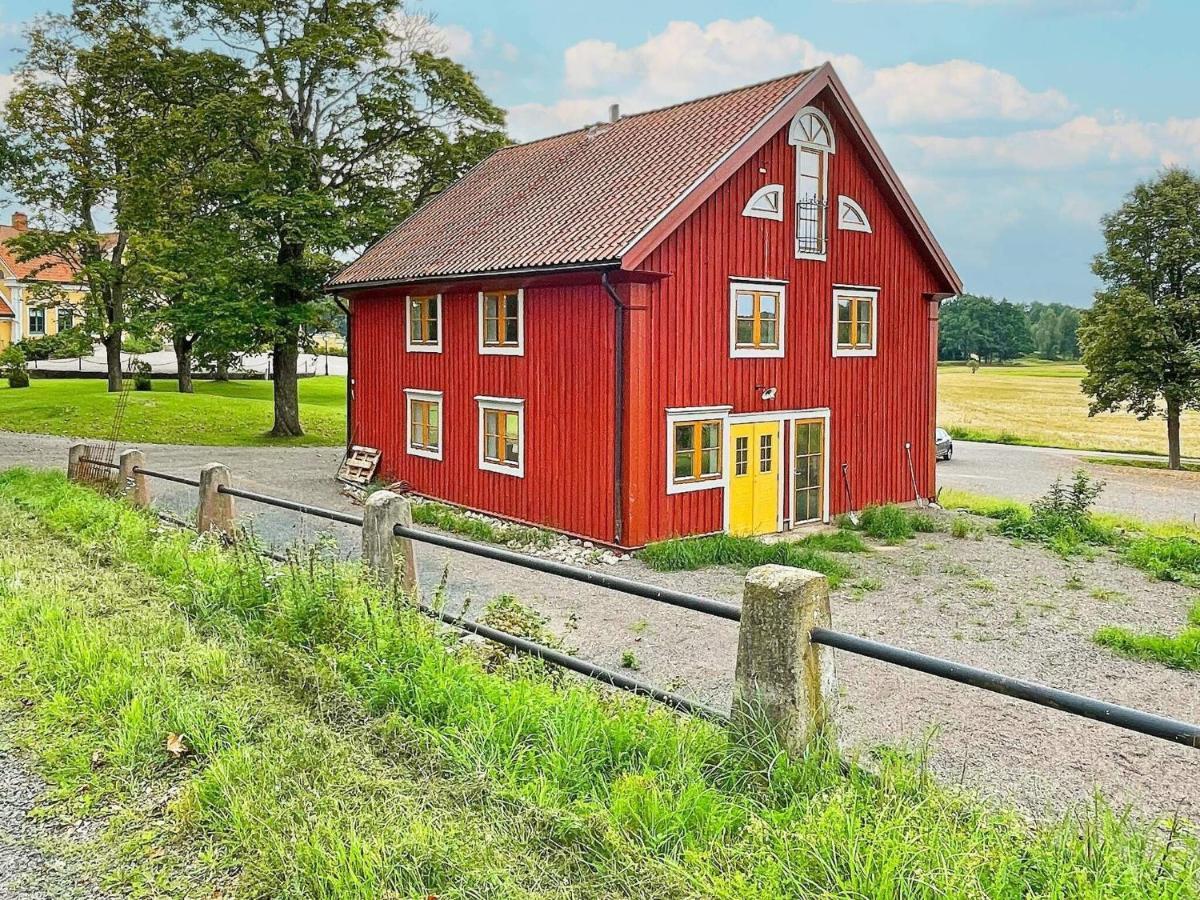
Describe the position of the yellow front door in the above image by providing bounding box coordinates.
[729,421,780,535]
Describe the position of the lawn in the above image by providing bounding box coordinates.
[0,376,346,446]
[938,359,1200,456]
[0,469,1196,897]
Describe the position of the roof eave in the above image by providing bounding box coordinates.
[325,258,625,294]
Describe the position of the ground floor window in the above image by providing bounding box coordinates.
[793,419,825,523]
[405,389,443,460]
[665,406,731,495]
[57,307,74,330]
[477,396,524,476]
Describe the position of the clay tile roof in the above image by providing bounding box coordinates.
[330,69,817,289]
[0,225,83,284]
[0,296,12,318]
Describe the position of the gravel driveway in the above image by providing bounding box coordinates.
[2,431,1199,825]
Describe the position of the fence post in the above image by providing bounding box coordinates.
[362,490,418,594]
[197,463,235,538]
[67,443,88,481]
[118,449,149,508]
[733,565,836,755]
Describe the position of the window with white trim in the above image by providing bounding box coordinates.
[837,196,871,233]
[405,389,443,460]
[479,290,523,355]
[406,295,442,352]
[832,287,878,357]
[729,279,785,359]
[477,396,524,476]
[27,307,45,335]
[788,107,835,259]
[742,184,784,221]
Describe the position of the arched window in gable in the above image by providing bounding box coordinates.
[788,107,835,259]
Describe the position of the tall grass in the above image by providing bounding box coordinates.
[637,531,862,584]
[410,498,555,548]
[1,468,1198,897]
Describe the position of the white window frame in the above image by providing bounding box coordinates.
[789,106,835,262]
[477,289,524,356]
[476,395,525,477]
[837,196,872,234]
[404,389,444,460]
[832,285,879,358]
[665,405,732,495]
[741,184,784,221]
[405,294,442,353]
[729,278,786,359]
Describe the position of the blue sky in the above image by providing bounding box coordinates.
[2,0,1197,304]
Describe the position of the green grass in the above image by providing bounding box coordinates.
[1081,455,1200,473]
[848,504,941,543]
[636,531,863,584]
[1,469,1197,897]
[1095,602,1200,672]
[0,376,346,445]
[411,498,555,548]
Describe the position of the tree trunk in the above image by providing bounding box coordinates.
[1166,395,1182,470]
[214,358,230,381]
[103,331,123,392]
[173,332,194,394]
[270,330,303,437]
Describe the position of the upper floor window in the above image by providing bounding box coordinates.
[837,196,872,234]
[477,395,524,476]
[789,107,835,260]
[479,290,524,355]
[729,279,785,359]
[405,389,443,460]
[833,286,878,357]
[742,184,784,221]
[406,295,441,352]
[28,307,45,335]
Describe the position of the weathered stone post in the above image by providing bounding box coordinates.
[67,443,88,481]
[118,449,149,508]
[197,463,235,538]
[733,565,836,755]
[362,490,418,594]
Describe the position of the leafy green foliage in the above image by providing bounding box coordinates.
[850,504,941,543]
[937,293,1033,362]
[637,532,860,583]
[15,327,93,360]
[3,468,1197,897]
[995,471,1116,554]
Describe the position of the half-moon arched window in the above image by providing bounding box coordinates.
[837,195,872,233]
[742,184,784,221]
[788,107,835,259]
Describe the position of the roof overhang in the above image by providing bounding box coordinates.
[618,63,962,295]
[329,260,668,298]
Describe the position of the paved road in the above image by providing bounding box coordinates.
[938,440,1200,524]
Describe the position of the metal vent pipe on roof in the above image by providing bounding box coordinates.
[609,103,620,123]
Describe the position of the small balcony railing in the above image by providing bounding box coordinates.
[795,198,828,256]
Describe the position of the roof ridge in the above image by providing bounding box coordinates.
[499,68,817,152]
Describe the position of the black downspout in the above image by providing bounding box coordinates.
[333,296,352,448]
[601,270,625,547]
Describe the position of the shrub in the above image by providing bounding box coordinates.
[16,326,93,360]
[1,344,30,388]
[123,333,163,354]
[997,470,1115,551]
[7,369,30,388]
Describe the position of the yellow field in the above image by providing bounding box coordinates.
[937,360,1200,457]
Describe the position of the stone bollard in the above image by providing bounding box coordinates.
[197,463,235,538]
[733,565,837,755]
[362,490,418,594]
[119,449,149,508]
[67,443,88,481]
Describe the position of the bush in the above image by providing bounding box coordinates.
[123,333,163,354]
[1,344,29,388]
[7,369,30,388]
[130,359,153,391]
[16,326,93,360]
[998,470,1114,551]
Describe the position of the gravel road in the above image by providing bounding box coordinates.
[2,430,1199,825]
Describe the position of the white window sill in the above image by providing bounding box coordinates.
[407,445,443,461]
[479,344,524,357]
[480,459,523,478]
[730,346,785,360]
[666,477,724,496]
[406,342,442,354]
[834,346,877,358]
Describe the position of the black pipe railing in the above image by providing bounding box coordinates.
[119,464,1200,747]
[134,466,200,488]
[811,628,1200,749]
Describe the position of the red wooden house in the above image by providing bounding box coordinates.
[329,63,961,548]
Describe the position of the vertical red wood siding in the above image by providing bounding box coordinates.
[350,283,616,541]
[631,93,944,542]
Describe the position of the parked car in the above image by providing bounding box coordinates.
[935,427,953,461]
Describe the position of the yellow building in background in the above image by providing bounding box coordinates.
[0,212,89,351]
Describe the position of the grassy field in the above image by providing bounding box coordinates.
[938,359,1200,456]
[0,469,1196,897]
[0,376,346,446]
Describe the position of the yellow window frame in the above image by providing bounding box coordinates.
[409,398,440,451]
[482,291,521,347]
[734,289,781,349]
[836,292,875,350]
[409,296,439,345]
[482,407,520,467]
[672,420,722,483]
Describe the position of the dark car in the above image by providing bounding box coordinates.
[935,427,953,461]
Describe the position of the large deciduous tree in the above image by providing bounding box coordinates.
[172,2,506,436]
[1080,168,1200,469]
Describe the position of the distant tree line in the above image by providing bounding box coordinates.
[938,294,1082,363]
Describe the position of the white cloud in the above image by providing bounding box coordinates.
[0,73,17,108]
[908,115,1200,171]
[391,15,475,62]
[509,18,1067,140]
[837,0,1141,10]
[859,60,1071,125]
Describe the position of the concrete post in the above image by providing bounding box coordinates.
[67,443,88,481]
[197,463,235,538]
[118,449,149,508]
[362,490,418,594]
[733,565,837,755]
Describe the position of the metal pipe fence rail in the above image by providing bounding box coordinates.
[73,449,1200,753]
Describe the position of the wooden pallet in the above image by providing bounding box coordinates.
[337,445,381,487]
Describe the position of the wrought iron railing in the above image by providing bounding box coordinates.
[795,198,828,255]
